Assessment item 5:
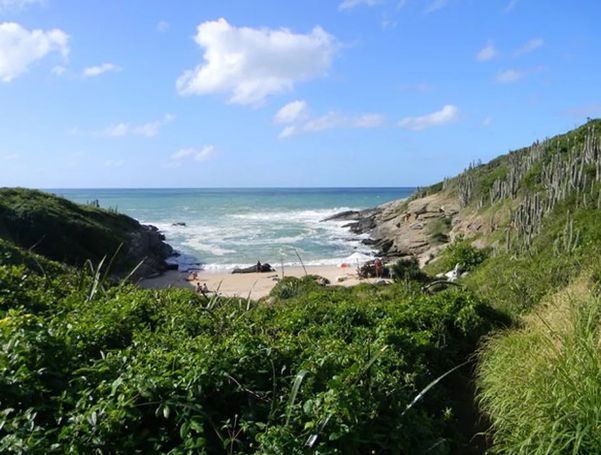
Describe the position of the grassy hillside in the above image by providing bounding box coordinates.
[414,119,601,452]
[0,188,171,277]
[0,188,136,263]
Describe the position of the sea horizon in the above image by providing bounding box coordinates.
[52,187,415,271]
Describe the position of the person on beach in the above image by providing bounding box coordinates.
[202,283,209,294]
[374,258,383,278]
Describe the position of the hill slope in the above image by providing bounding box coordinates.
[0,188,174,279]
[344,119,601,268]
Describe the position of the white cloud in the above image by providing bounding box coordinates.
[0,0,43,12]
[338,0,383,11]
[398,104,459,131]
[176,18,337,106]
[424,0,448,14]
[515,37,544,56]
[170,145,216,162]
[83,63,121,77]
[2,152,19,160]
[278,106,385,138]
[274,100,309,124]
[504,0,519,12]
[52,64,66,75]
[481,116,492,127]
[496,69,525,84]
[0,22,69,82]
[156,21,169,32]
[476,42,497,62]
[100,113,174,138]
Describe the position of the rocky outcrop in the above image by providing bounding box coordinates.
[232,263,275,274]
[125,225,176,280]
[331,194,462,265]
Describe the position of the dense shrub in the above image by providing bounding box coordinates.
[0,245,506,453]
[391,257,428,283]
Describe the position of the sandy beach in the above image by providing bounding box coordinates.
[139,264,387,300]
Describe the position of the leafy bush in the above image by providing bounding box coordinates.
[445,238,488,271]
[0,242,506,453]
[391,257,428,283]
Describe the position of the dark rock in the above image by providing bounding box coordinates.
[321,210,360,222]
[232,263,275,274]
[172,222,187,227]
[125,224,176,280]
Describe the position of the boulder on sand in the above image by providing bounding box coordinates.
[232,263,275,274]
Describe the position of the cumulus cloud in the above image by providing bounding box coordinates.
[176,18,337,106]
[0,0,43,12]
[277,102,385,138]
[338,0,383,11]
[274,100,309,124]
[100,113,174,138]
[496,69,525,84]
[156,21,169,32]
[504,0,519,12]
[170,145,216,162]
[52,64,66,75]
[83,63,121,77]
[515,37,544,56]
[0,22,69,82]
[476,42,497,61]
[424,0,448,14]
[398,104,459,131]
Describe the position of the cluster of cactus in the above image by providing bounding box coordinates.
[457,160,481,207]
[553,212,580,255]
[449,122,599,252]
[509,126,599,249]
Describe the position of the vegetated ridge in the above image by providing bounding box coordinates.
[0,188,174,279]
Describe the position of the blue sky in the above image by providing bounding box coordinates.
[0,0,599,188]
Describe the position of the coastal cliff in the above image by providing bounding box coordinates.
[0,188,174,279]
[334,119,601,270]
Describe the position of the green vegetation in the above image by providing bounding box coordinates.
[3,119,601,453]
[425,237,489,277]
[477,284,601,454]
[426,216,451,245]
[0,188,149,272]
[390,257,428,283]
[0,241,506,453]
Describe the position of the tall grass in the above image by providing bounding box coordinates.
[476,285,601,454]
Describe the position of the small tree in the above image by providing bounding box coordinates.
[391,257,428,282]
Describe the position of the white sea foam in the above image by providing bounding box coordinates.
[142,205,376,270]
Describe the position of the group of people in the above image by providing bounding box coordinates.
[195,282,209,294]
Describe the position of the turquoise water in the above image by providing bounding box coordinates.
[52,188,414,270]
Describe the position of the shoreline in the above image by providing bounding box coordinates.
[140,264,389,300]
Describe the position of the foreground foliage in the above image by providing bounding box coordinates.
[0,243,505,453]
[477,284,601,454]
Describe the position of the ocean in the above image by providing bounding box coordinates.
[52,188,415,271]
